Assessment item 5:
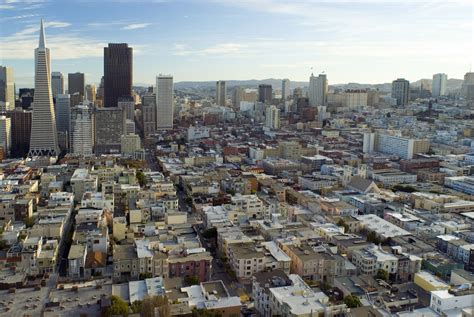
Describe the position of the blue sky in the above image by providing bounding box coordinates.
[0,0,473,88]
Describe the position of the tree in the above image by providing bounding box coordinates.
[392,184,416,193]
[139,272,152,279]
[141,295,170,317]
[337,219,349,233]
[136,171,147,187]
[192,308,222,317]
[366,231,380,244]
[343,295,362,308]
[376,269,389,281]
[202,227,217,239]
[24,216,35,228]
[131,300,142,314]
[106,295,129,316]
[184,275,200,286]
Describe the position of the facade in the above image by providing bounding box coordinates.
[85,84,96,103]
[94,107,125,154]
[70,103,94,156]
[308,73,328,107]
[55,93,70,135]
[430,289,474,315]
[51,71,64,99]
[463,72,474,100]
[68,72,85,106]
[258,84,272,103]
[281,243,345,283]
[281,78,290,101]
[9,108,32,158]
[343,89,368,108]
[432,73,447,97]
[118,95,135,121]
[0,115,11,156]
[167,250,212,282]
[216,80,226,106]
[156,75,174,130]
[352,244,398,276]
[104,43,133,108]
[0,66,15,105]
[121,133,142,156]
[28,20,59,157]
[364,131,429,159]
[391,78,410,106]
[141,94,156,137]
[265,105,280,130]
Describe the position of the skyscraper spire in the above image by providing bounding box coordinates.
[28,19,59,157]
[38,19,46,49]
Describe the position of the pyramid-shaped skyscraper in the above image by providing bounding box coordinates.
[28,19,59,157]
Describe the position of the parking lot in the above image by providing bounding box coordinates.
[0,287,49,317]
[44,283,112,317]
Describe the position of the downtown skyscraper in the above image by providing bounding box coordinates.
[28,20,59,157]
[0,66,15,107]
[216,80,226,106]
[51,71,64,99]
[308,73,328,107]
[104,43,133,108]
[432,73,447,97]
[156,75,174,130]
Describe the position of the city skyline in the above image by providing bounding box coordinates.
[0,0,473,88]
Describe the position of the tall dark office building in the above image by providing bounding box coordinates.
[104,43,133,108]
[8,108,32,158]
[258,84,273,103]
[19,88,34,109]
[68,72,85,97]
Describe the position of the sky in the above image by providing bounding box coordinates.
[0,0,473,88]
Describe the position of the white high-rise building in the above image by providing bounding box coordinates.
[0,116,11,156]
[156,75,174,130]
[0,66,15,105]
[432,73,447,97]
[216,80,226,106]
[70,103,94,156]
[282,78,290,101]
[51,71,64,99]
[308,73,328,107]
[28,20,59,157]
[265,105,280,130]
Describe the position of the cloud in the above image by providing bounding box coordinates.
[1,0,49,10]
[12,21,71,36]
[1,13,38,19]
[172,43,248,57]
[0,22,105,60]
[121,23,151,30]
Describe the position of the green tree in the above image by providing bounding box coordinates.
[376,269,389,281]
[141,295,170,317]
[136,171,147,187]
[337,219,349,233]
[130,300,142,314]
[202,227,217,239]
[107,295,129,316]
[343,295,362,308]
[184,275,200,286]
[139,272,152,280]
[366,231,380,244]
[192,308,222,317]
[392,184,416,193]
